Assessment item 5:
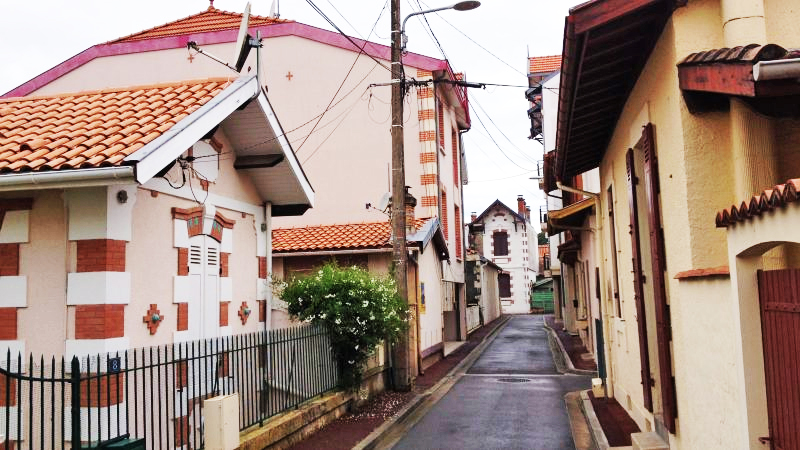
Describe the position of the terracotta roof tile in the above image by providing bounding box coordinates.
[273,219,429,253]
[0,78,232,174]
[678,44,787,66]
[529,55,562,75]
[109,7,291,44]
[716,178,800,227]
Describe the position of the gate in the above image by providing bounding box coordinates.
[757,269,800,450]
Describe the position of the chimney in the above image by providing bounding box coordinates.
[404,186,417,235]
[470,212,477,223]
[525,206,531,221]
[517,195,526,216]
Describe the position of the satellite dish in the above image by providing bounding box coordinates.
[377,192,391,211]
[233,2,253,72]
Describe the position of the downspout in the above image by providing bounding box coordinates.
[265,202,273,331]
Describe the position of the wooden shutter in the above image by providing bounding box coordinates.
[498,273,511,298]
[641,123,677,433]
[626,148,653,412]
[493,231,508,256]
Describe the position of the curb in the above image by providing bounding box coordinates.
[353,315,513,450]
[542,316,598,376]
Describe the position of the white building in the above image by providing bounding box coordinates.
[469,197,538,314]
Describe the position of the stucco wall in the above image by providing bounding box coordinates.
[417,246,443,354]
[16,191,68,357]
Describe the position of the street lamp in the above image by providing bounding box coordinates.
[401,1,481,50]
[390,0,480,391]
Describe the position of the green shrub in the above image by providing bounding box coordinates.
[278,264,408,389]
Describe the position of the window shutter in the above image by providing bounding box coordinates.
[641,123,677,433]
[498,273,511,298]
[493,232,508,256]
[626,147,653,412]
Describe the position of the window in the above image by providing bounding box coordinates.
[493,231,509,256]
[498,273,511,298]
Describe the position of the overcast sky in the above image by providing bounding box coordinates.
[0,0,579,221]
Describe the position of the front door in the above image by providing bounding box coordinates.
[757,269,800,450]
[188,235,221,339]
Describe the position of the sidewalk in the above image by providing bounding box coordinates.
[287,315,510,450]
[544,315,597,372]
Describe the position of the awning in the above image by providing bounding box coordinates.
[547,197,595,236]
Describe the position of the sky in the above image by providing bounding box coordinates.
[0,0,579,222]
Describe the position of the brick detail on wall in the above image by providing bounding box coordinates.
[420,174,436,185]
[0,308,17,340]
[174,415,190,447]
[0,374,16,407]
[258,256,267,279]
[177,248,188,276]
[177,303,188,331]
[74,304,125,339]
[76,239,126,272]
[419,131,436,142]
[80,376,124,407]
[421,196,437,208]
[220,252,230,278]
[418,109,435,121]
[259,300,266,323]
[0,243,20,276]
[420,152,436,164]
[219,302,229,327]
[437,100,445,148]
[417,86,433,98]
[452,130,459,185]
[416,69,432,78]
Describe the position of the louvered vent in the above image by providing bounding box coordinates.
[190,245,202,265]
[207,247,218,266]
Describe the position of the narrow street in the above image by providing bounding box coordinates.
[392,315,591,450]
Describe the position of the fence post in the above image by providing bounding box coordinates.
[71,356,81,450]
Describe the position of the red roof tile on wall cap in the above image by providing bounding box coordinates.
[0,78,232,174]
[716,178,800,227]
[678,44,787,66]
[109,7,290,44]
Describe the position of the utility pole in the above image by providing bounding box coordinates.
[390,0,412,391]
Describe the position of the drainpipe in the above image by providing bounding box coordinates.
[753,58,800,81]
[265,202,273,331]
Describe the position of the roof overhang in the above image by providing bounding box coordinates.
[409,217,450,261]
[547,197,594,236]
[678,44,800,116]
[555,0,683,181]
[125,76,314,216]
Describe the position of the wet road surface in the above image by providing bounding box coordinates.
[392,315,591,450]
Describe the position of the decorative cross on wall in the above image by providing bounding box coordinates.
[187,53,195,63]
[286,72,294,81]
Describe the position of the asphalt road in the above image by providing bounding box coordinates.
[392,315,591,450]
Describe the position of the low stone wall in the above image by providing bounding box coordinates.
[239,352,390,449]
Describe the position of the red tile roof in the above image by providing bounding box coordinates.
[273,219,429,252]
[0,78,232,173]
[109,6,290,44]
[529,55,562,75]
[716,179,800,228]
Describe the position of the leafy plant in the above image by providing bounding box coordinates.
[278,264,408,389]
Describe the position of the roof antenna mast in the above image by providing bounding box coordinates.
[186,2,263,83]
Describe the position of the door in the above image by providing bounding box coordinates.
[758,269,800,450]
[188,235,221,339]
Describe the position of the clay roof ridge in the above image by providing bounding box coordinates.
[0,78,235,104]
[106,6,292,44]
[716,178,800,228]
[274,220,393,231]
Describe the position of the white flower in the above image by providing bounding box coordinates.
[319,313,327,319]
[348,360,355,364]
[362,300,369,307]
[335,318,341,325]
[370,314,375,321]
[318,270,323,275]
[354,345,359,350]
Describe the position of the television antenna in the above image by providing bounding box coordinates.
[186,2,263,81]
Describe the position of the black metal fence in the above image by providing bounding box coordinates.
[0,324,339,449]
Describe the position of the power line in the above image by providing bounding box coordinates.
[468,100,535,172]
[470,95,539,165]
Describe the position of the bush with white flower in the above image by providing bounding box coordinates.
[278,264,408,389]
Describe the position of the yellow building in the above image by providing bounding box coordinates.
[549,0,800,448]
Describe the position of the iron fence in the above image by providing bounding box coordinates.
[0,324,339,449]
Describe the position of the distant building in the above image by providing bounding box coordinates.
[469,197,538,314]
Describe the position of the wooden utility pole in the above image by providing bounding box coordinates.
[390,0,412,391]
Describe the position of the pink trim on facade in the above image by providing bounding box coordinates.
[3,22,449,98]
